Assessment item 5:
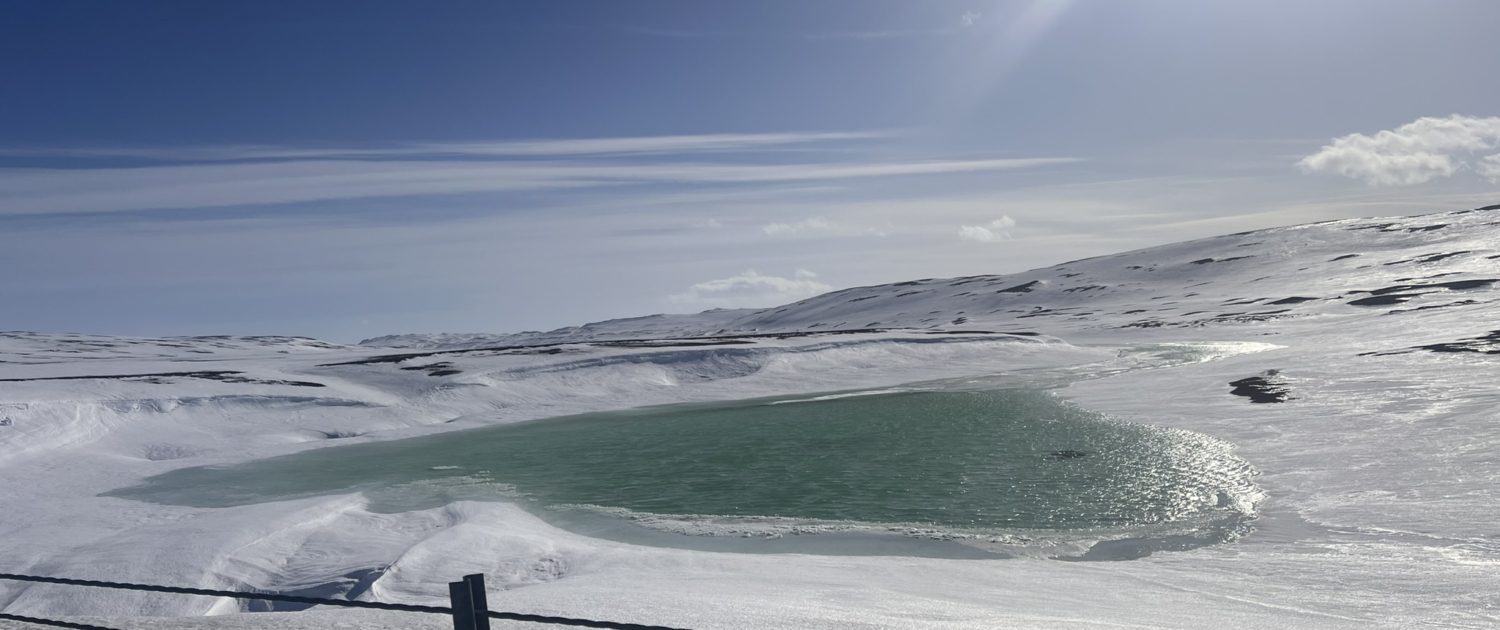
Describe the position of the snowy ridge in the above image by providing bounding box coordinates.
[3,204,1500,629]
[363,204,1500,349]
[359,309,759,350]
[731,207,1500,335]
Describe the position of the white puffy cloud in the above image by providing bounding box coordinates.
[762,216,833,236]
[958,216,1017,242]
[669,269,832,308]
[1477,154,1500,183]
[1297,115,1500,186]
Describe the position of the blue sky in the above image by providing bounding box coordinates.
[3,0,1498,341]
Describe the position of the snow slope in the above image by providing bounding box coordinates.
[4,204,1500,629]
[365,204,1500,348]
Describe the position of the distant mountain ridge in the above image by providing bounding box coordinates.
[361,204,1500,349]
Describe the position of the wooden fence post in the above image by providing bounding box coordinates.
[449,578,477,630]
[464,574,491,630]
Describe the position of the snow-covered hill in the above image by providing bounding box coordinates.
[364,203,1500,350]
[3,204,1500,630]
[731,204,1500,335]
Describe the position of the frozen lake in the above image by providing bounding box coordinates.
[110,385,1261,554]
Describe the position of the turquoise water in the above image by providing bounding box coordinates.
[110,387,1260,540]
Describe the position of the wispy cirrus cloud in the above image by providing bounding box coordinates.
[1297,115,1500,186]
[0,131,891,163]
[0,154,1079,217]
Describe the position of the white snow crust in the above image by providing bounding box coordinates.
[4,205,1500,629]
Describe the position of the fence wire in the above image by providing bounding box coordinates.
[0,612,125,630]
[0,573,689,630]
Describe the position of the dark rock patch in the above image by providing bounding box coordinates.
[1392,273,1460,282]
[1413,330,1500,355]
[1367,279,1496,295]
[1190,256,1253,265]
[1346,279,1497,306]
[401,361,465,377]
[597,342,762,352]
[1345,221,1449,233]
[1330,254,1361,262]
[1348,294,1425,306]
[328,330,899,366]
[1348,222,1398,232]
[0,370,324,387]
[213,375,326,387]
[1229,371,1292,403]
[1129,309,1295,329]
[1388,300,1481,315]
[996,280,1042,293]
[1362,330,1500,356]
[1267,296,1319,305]
[1383,251,1471,266]
[925,330,1041,336]
[522,347,565,356]
[946,276,992,287]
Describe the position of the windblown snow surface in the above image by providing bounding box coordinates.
[4,205,1500,629]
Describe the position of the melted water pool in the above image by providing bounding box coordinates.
[110,388,1260,541]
